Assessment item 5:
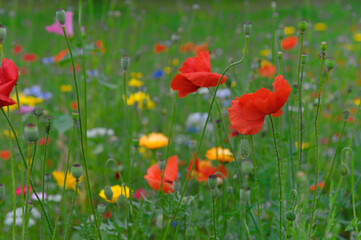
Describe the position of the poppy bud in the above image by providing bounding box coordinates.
[173,179,181,193]
[298,20,307,33]
[132,139,140,148]
[326,58,335,70]
[338,162,350,176]
[121,55,131,72]
[243,22,252,36]
[24,123,39,143]
[208,174,217,190]
[277,51,282,59]
[0,24,6,43]
[0,184,5,200]
[239,139,251,159]
[158,159,166,171]
[104,186,113,201]
[286,211,296,221]
[301,54,307,65]
[277,27,285,40]
[296,171,307,185]
[343,111,350,121]
[71,164,83,181]
[271,1,276,11]
[97,203,106,215]
[56,8,66,25]
[72,111,79,122]
[116,194,127,208]
[321,42,327,52]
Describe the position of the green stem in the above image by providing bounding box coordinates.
[350,151,360,239]
[297,32,304,177]
[51,121,76,240]
[269,115,284,239]
[211,190,217,239]
[23,143,32,240]
[41,127,50,239]
[61,26,100,239]
[161,36,249,240]
[64,181,79,239]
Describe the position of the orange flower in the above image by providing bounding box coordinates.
[258,60,276,78]
[0,150,10,161]
[187,155,228,182]
[180,42,195,53]
[154,43,168,54]
[70,101,78,111]
[281,36,298,50]
[309,181,324,192]
[205,147,234,162]
[54,49,69,62]
[144,155,178,193]
[193,42,208,54]
[139,133,168,149]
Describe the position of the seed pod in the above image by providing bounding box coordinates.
[298,20,307,33]
[243,22,252,36]
[121,55,131,71]
[208,174,217,190]
[56,8,66,25]
[104,186,113,201]
[71,164,83,181]
[23,123,39,143]
[97,203,106,215]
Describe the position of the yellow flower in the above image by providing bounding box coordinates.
[171,58,179,66]
[353,33,361,42]
[130,72,137,78]
[127,92,155,109]
[52,171,82,190]
[60,84,72,92]
[314,23,326,32]
[3,130,16,139]
[139,133,168,149]
[354,98,360,106]
[99,185,130,203]
[8,93,43,111]
[136,72,143,79]
[164,66,172,74]
[260,59,273,68]
[128,78,144,87]
[260,49,270,57]
[295,142,310,150]
[205,147,234,162]
[231,81,236,88]
[284,26,295,35]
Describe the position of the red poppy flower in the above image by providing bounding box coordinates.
[13,45,22,54]
[37,137,51,145]
[309,181,324,192]
[180,42,195,53]
[132,188,149,200]
[187,155,228,182]
[144,155,178,193]
[170,51,227,98]
[258,60,276,78]
[154,43,168,54]
[0,150,10,161]
[281,36,298,50]
[0,59,19,108]
[23,53,37,62]
[193,42,208,54]
[104,211,111,219]
[228,75,291,135]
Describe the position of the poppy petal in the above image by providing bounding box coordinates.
[164,155,178,182]
[1,59,19,83]
[178,57,196,73]
[170,74,199,97]
[194,51,211,72]
[183,72,226,88]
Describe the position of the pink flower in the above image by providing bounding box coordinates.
[15,186,32,196]
[132,188,148,200]
[45,11,74,36]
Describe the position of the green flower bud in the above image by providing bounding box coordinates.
[132,139,140,148]
[158,159,166,171]
[326,58,335,70]
[296,171,307,185]
[72,111,79,122]
[243,22,252,36]
[338,162,350,176]
[0,24,6,43]
[23,123,39,143]
[121,55,131,71]
[173,179,181,193]
[343,111,350,121]
[56,9,66,25]
[208,174,217,190]
[301,54,307,65]
[286,211,296,221]
[321,42,327,52]
[71,164,83,181]
[277,51,282,59]
[298,20,307,33]
[104,186,113,202]
[116,194,128,208]
[97,203,106,215]
[0,184,5,200]
[239,139,251,159]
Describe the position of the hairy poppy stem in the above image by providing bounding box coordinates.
[1,108,53,234]
[269,115,284,238]
[350,151,360,239]
[23,143,32,240]
[211,189,217,239]
[61,26,101,239]
[51,121,76,240]
[64,181,79,239]
[41,126,50,239]
[162,36,249,240]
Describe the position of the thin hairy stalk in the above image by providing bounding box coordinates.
[269,115,284,239]
[64,181,79,239]
[211,190,217,239]
[297,33,305,175]
[61,26,100,238]
[161,36,249,240]
[51,121,76,240]
[350,152,360,239]
[23,143,32,240]
[41,128,50,239]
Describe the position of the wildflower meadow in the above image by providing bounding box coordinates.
[0,0,361,239]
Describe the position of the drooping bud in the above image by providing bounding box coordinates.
[298,20,307,33]
[116,194,128,208]
[158,159,166,171]
[56,9,66,25]
[23,123,39,143]
[321,42,327,52]
[97,203,106,215]
[338,162,350,176]
[326,58,335,70]
[0,24,6,43]
[104,186,113,201]
[208,174,217,190]
[71,164,83,181]
[0,184,5,200]
[243,22,252,36]
[121,55,131,72]
[286,211,296,221]
[343,111,350,121]
[239,139,251,159]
